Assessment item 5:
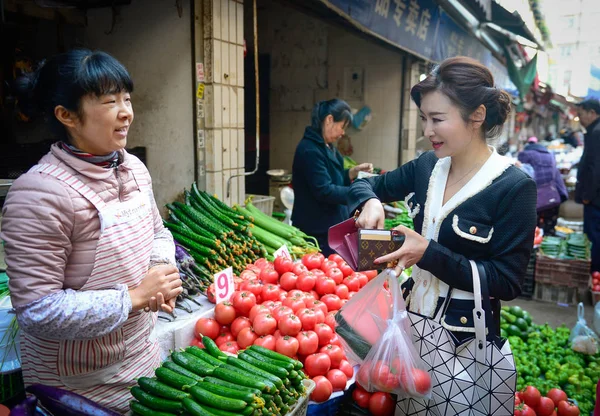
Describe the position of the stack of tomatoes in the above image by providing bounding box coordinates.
[515,386,580,416]
[195,253,378,403]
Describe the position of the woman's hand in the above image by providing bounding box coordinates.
[148,292,177,314]
[374,225,429,276]
[349,163,374,180]
[355,198,385,229]
[129,264,182,312]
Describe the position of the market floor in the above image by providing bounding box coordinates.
[505,296,596,329]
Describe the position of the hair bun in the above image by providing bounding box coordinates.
[484,88,511,137]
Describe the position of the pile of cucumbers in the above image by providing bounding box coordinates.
[130,337,309,416]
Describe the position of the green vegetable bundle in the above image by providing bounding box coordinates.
[129,339,308,416]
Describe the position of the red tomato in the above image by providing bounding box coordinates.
[368,392,395,416]
[282,295,306,313]
[219,341,240,354]
[328,253,344,265]
[261,300,281,312]
[353,385,371,408]
[237,327,258,348]
[320,294,342,311]
[254,258,272,270]
[273,329,282,340]
[287,289,305,298]
[296,272,317,292]
[335,284,349,300]
[190,337,204,348]
[557,401,580,416]
[339,262,354,277]
[327,267,344,285]
[522,386,541,409]
[231,316,252,338]
[253,313,277,336]
[302,253,323,270]
[407,368,431,395]
[245,264,262,274]
[276,335,299,357]
[314,323,334,347]
[348,291,357,299]
[195,318,220,339]
[259,268,279,285]
[315,276,336,296]
[319,344,344,368]
[338,360,354,378]
[547,389,568,407]
[310,290,320,301]
[296,331,319,355]
[305,352,332,377]
[329,333,343,347]
[321,260,338,274]
[311,307,325,325]
[351,272,369,288]
[207,284,216,303]
[249,304,271,322]
[292,263,309,276]
[536,397,556,416]
[232,291,257,317]
[261,284,281,302]
[272,305,294,322]
[240,279,263,299]
[343,276,361,292]
[214,331,234,346]
[305,299,328,316]
[364,270,378,281]
[297,308,320,330]
[214,301,236,325]
[240,270,258,281]
[521,404,537,416]
[311,269,326,278]
[279,272,298,291]
[593,271,600,279]
[325,311,337,330]
[274,256,294,275]
[278,314,302,336]
[369,362,400,390]
[327,369,348,391]
[253,335,276,350]
[311,376,333,403]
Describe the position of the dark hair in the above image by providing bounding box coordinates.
[310,99,353,132]
[14,49,133,141]
[575,98,600,114]
[410,56,511,139]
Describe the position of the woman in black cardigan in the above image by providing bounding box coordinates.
[292,99,372,255]
[349,57,537,339]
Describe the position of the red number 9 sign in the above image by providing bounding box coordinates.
[214,267,234,303]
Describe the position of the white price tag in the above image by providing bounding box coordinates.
[214,267,234,304]
[274,244,292,260]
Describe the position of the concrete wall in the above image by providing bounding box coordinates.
[260,0,406,172]
[85,0,195,212]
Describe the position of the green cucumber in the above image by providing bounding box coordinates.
[249,345,303,370]
[155,366,198,390]
[181,397,216,416]
[197,404,247,416]
[167,206,216,239]
[238,351,289,379]
[212,365,270,392]
[202,336,228,359]
[137,377,189,401]
[188,385,248,411]
[162,360,202,380]
[130,386,182,413]
[226,356,284,389]
[129,400,177,416]
[203,376,261,396]
[198,381,263,405]
[163,221,220,251]
[171,351,215,377]
[185,346,225,367]
[242,349,295,372]
[170,232,215,257]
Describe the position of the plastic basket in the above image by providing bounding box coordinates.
[286,379,316,416]
[520,249,537,299]
[246,194,275,217]
[534,254,590,291]
[533,282,581,306]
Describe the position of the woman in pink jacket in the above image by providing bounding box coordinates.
[0,49,182,413]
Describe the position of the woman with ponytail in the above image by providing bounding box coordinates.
[292,99,373,255]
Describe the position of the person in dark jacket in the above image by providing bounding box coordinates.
[349,57,536,341]
[518,136,568,235]
[292,99,372,256]
[576,98,600,273]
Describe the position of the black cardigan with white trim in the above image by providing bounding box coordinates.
[348,151,537,331]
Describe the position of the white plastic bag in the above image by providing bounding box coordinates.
[593,301,600,336]
[348,270,432,399]
[570,302,599,355]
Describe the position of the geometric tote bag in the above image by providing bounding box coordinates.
[396,261,517,416]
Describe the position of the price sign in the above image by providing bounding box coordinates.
[214,267,234,304]
[274,244,292,260]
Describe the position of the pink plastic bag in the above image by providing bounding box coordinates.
[338,270,432,399]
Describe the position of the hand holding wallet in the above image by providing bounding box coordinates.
[328,217,405,271]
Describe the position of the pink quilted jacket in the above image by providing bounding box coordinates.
[1,143,170,308]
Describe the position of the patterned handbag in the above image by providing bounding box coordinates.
[396,261,517,416]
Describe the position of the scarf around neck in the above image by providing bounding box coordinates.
[59,142,120,169]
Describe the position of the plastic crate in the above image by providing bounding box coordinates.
[534,254,590,291]
[246,194,275,217]
[533,282,582,306]
[520,249,537,299]
[287,379,316,416]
